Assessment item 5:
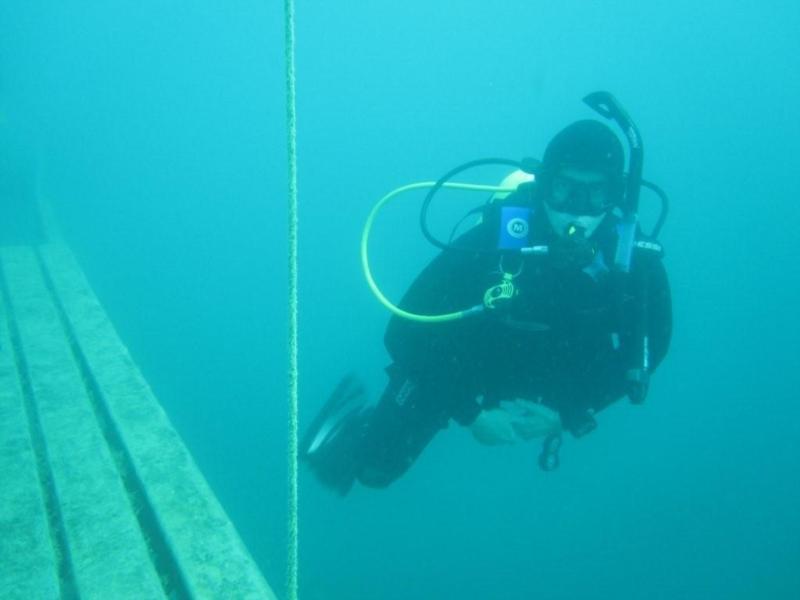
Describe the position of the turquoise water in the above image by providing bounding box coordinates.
[2,1,798,598]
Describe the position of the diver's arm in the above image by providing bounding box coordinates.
[642,253,672,372]
[620,250,672,404]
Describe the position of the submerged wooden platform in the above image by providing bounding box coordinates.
[0,242,276,599]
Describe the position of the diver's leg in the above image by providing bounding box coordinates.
[357,366,450,489]
[302,368,452,493]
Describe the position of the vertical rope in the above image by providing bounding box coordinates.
[284,1,299,599]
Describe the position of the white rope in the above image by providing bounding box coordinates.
[284,1,299,598]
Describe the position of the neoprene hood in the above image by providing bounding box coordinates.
[539,120,625,202]
[543,120,623,174]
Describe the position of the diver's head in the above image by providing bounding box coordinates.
[538,120,624,237]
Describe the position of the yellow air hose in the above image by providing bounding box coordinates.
[360,181,516,322]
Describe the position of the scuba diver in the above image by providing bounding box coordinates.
[302,92,672,495]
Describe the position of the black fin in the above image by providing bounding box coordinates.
[301,374,366,456]
[301,374,371,495]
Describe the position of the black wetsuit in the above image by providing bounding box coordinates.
[356,191,672,488]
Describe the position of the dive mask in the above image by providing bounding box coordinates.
[546,171,615,216]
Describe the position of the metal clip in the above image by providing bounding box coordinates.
[483,272,516,310]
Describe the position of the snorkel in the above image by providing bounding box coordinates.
[583,92,643,216]
[583,92,662,404]
[583,91,642,273]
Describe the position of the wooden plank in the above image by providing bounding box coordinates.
[39,243,277,600]
[0,285,60,599]
[1,246,167,599]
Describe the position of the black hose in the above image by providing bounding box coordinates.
[641,179,669,239]
[420,157,523,251]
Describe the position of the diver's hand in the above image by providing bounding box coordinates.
[469,406,518,445]
[470,398,561,446]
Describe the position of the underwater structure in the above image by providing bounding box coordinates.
[0,173,276,597]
